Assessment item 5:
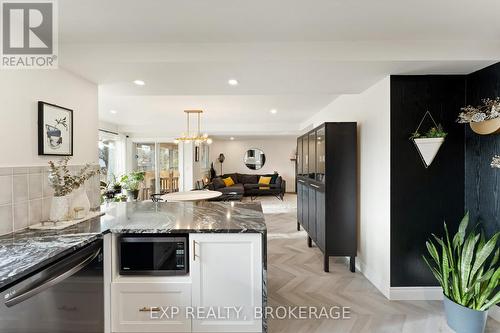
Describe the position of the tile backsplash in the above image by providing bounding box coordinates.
[0,166,100,235]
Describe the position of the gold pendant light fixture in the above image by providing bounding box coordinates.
[174,110,213,145]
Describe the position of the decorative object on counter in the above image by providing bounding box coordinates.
[71,187,91,217]
[244,148,266,170]
[491,155,500,169]
[29,211,105,230]
[115,194,127,202]
[423,212,500,333]
[73,207,85,219]
[47,157,99,221]
[457,97,500,135]
[50,196,70,223]
[120,171,145,200]
[217,153,225,175]
[38,101,74,156]
[410,111,447,168]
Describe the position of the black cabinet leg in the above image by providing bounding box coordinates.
[349,256,355,273]
[297,222,300,231]
[307,236,312,248]
[324,254,329,272]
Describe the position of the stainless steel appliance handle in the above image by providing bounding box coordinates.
[5,246,101,307]
[310,184,320,189]
[298,179,305,183]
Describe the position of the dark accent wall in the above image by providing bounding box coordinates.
[390,75,466,287]
[465,63,500,238]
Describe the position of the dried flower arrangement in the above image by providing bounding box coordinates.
[48,157,99,197]
[492,155,500,169]
[457,97,500,123]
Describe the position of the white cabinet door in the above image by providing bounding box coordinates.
[190,233,263,332]
[111,282,191,332]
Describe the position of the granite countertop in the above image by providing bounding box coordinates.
[0,201,266,292]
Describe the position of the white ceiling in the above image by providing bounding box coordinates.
[57,0,500,136]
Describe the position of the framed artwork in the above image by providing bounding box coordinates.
[195,146,200,162]
[38,101,73,156]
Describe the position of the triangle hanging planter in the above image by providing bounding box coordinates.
[412,137,444,168]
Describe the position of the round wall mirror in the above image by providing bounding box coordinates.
[244,148,266,170]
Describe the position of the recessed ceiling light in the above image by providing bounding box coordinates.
[133,80,145,86]
[228,79,238,86]
[270,109,278,114]
[110,110,117,114]
[230,137,235,140]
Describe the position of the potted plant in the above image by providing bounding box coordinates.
[48,157,99,221]
[108,174,122,194]
[120,171,145,200]
[410,124,447,168]
[423,212,500,333]
[458,97,500,135]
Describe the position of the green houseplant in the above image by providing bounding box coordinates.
[120,171,145,200]
[423,212,500,333]
[410,124,448,168]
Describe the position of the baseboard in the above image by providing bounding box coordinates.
[355,257,390,299]
[489,305,500,322]
[389,287,443,300]
[389,287,499,321]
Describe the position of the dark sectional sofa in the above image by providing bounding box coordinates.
[207,173,286,200]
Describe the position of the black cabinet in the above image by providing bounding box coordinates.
[296,122,357,273]
[308,185,316,242]
[315,187,325,251]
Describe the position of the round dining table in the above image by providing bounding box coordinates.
[161,190,222,202]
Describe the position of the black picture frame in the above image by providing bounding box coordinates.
[38,101,74,156]
[195,146,200,162]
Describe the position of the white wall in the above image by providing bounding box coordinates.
[0,69,98,166]
[209,138,296,192]
[301,77,391,298]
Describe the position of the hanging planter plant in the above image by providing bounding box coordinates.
[458,97,500,135]
[410,111,447,168]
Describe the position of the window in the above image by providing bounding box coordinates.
[131,142,179,199]
[98,130,124,185]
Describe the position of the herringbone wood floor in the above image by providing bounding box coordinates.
[251,194,500,333]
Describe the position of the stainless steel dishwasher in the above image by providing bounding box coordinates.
[0,239,103,333]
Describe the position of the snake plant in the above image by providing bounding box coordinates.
[423,212,500,311]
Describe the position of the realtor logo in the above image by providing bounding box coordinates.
[1,0,57,68]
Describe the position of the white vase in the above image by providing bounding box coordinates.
[71,187,90,217]
[50,196,70,222]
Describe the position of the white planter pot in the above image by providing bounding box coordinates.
[413,137,445,168]
[50,196,70,222]
[71,187,90,217]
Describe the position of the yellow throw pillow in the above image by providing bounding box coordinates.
[223,177,235,187]
[258,176,272,185]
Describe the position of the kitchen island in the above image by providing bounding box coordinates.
[0,201,267,333]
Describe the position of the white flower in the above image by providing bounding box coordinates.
[471,112,487,122]
[492,155,500,169]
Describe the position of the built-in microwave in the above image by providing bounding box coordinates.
[118,234,188,276]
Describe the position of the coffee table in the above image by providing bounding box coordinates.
[212,191,243,202]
